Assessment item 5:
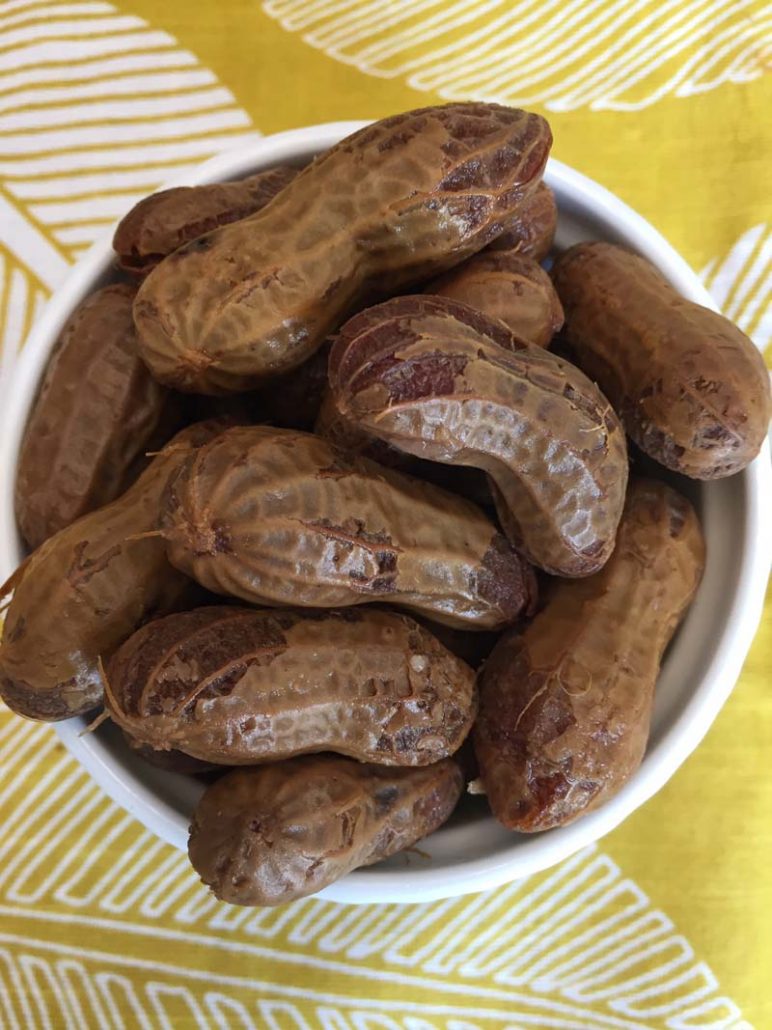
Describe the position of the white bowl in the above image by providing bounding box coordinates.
[1,122,770,905]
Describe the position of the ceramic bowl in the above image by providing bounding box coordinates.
[1,122,769,904]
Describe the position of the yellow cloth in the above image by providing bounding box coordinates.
[0,1,770,1026]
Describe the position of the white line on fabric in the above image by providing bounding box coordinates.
[0,917,659,1029]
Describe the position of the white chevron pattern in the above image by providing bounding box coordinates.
[260,0,767,111]
[700,222,772,352]
[0,705,750,1029]
[0,0,261,383]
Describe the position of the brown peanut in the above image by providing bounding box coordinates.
[474,479,705,832]
[159,425,536,629]
[0,421,223,721]
[188,755,463,905]
[553,241,771,478]
[424,250,564,347]
[113,167,298,278]
[106,606,476,765]
[314,387,493,506]
[328,295,628,577]
[487,182,557,260]
[134,103,551,393]
[15,284,168,549]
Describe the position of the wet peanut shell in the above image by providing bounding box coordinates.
[314,387,493,507]
[15,284,168,549]
[188,755,463,905]
[113,167,298,278]
[0,421,225,721]
[487,182,557,261]
[474,478,705,831]
[552,242,771,479]
[134,102,551,393]
[328,294,628,577]
[424,251,564,347]
[106,606,476,765]
[160,425,536,630]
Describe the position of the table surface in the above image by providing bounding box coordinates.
[0,1,769,1027]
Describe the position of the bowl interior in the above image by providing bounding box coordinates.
[1,124,768,905]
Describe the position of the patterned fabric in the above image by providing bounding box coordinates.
[0,1,769,1026]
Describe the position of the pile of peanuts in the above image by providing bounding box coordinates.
[2,103,769,906]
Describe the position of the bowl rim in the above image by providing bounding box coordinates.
[0,120,769,905]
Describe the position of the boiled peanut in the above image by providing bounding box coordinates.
[424,250,564,347]
[15,284,168,549]
[315,385,399,465]
[159,425,535,629]
[552,241,771,478]
[106,606,476,765]
[113,167,298,278]
[327,295,628,577]
[188,755,463,905]
[314,387,493,506]
[474,478,705,831]
[487,181,557,260]
[134,103,551,393]
[0,421,223,721]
